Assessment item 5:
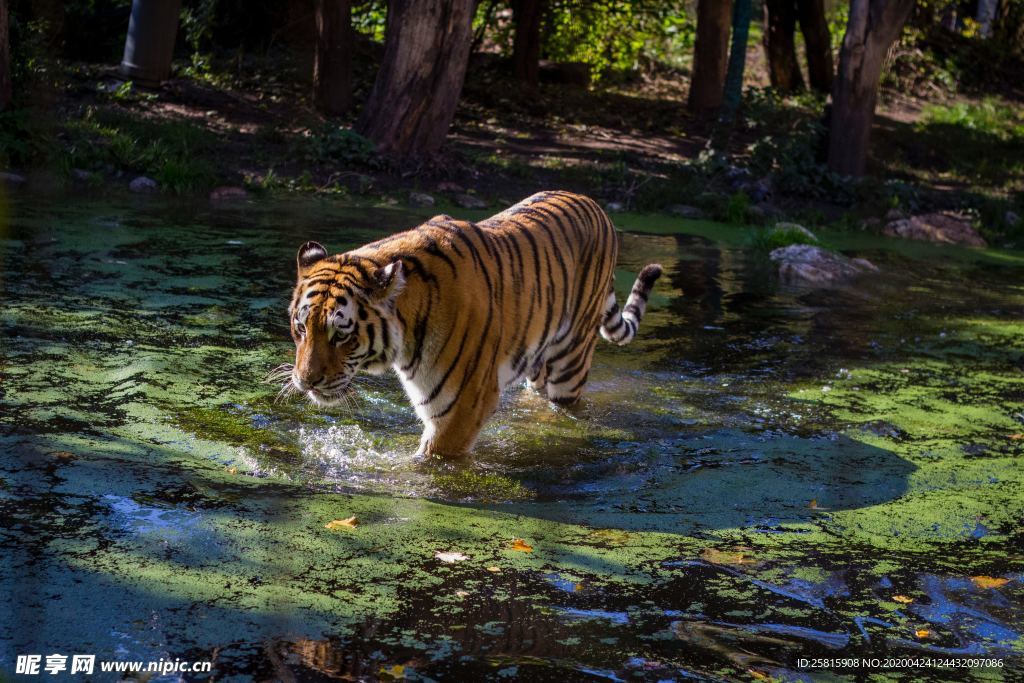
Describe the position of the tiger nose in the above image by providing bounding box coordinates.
[293,372,323,391]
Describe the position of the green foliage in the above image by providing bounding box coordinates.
[921,98,1024,141]
[538,1,695,80]
[62,109,216,193]
[0,109,52,168]
[725,191,750,224]
[746,225,819,252]
[352,0,389,42]
[304,127,383,169]
[179,0,218,76]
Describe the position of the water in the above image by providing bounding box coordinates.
[1,195,1022,681]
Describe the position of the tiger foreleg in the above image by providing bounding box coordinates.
[416,385,500,459]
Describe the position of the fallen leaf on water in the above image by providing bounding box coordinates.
[574,583,584,592]
[915,629,930,639]
[325,516,359,530]
[1008,434,1024,440]
[971,575,1010,589]
[486,566,501,573]
[892,595,914,604]
[379,664,405,678]
[510,538,533,553]
[701,547,755,565]
[748,669,771,681]
[435,551,468,563]
[50,450,76,461]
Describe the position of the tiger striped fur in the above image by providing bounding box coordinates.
[287,191,662,458]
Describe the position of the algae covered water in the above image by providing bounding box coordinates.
[1,195,1022,681]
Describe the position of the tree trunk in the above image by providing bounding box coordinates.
[797,0,833,93]
[314,0,353,116]
[357,0,476,159]
[976,0,998,38]
[0,0,10,111]
[764,0,805,92]
[827,0,916,176]
[688,0,733,114]
[722,0,753,119]
[512,0,543,86]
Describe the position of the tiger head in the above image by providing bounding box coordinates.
[288,241,405,407]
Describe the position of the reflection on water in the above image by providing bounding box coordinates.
[1,196,1022,680]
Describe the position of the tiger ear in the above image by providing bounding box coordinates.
[372,259,405,302]
[297,241,328,272]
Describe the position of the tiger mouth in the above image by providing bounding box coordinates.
[305,386,352,407]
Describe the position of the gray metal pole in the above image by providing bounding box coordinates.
[120,0,183,86]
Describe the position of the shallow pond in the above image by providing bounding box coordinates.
[1,194,1022,681]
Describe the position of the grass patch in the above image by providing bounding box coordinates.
[61,108,217,192]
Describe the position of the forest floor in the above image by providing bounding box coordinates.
[5,38,1024,244]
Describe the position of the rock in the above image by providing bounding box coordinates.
[129,176,159,193]
[408,191,436,208]
[883,212,986,247]
[210,186,249,201]
[668,204,705,219]
[772,222,818,242]
[0,171,26,187]
[1005,210,1020,228]
[454,193,487,209]
[605,201,625,212]
[770,244,878,285]
[437,181,464,193]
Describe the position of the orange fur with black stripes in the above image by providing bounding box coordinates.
[287,191,662,457]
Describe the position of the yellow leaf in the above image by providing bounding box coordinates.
[808,499,817,508]
[379,664,405,678]
[455,590,469,598]
[701,547,754,565]
[226,466,237,474]
[892,595,913,604]
[486,566,501,573]
[573,583,584,592]
[748,669,771,681]
[325,516,359,530]
[971,576,1010,589]
[1008,434,1024,440]
[915,629,930,638]
[510,538,533,553]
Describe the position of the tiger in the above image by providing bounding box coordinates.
[286,190,662,458]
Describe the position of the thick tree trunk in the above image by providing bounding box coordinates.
[764,0,805,92]
[512,0,543,86]
[797,0,833,94]
[827,0,916,176]
[0,0,11,111]
[688,0,733,114]
[314,0,353,116]
[357,0,476,159]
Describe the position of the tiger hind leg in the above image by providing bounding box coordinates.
[544,335,598,406]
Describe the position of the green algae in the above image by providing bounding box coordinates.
[2,196,1023,681]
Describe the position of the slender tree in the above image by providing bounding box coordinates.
[688,0,733,113]
[763,0,804,92]
[512,0,544,86]
[314,0,354,116]
[0,0,11,111]
[797,0,833,94]
[722,0,752,120]
[827,0,916,176]
[357,0,476,158]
